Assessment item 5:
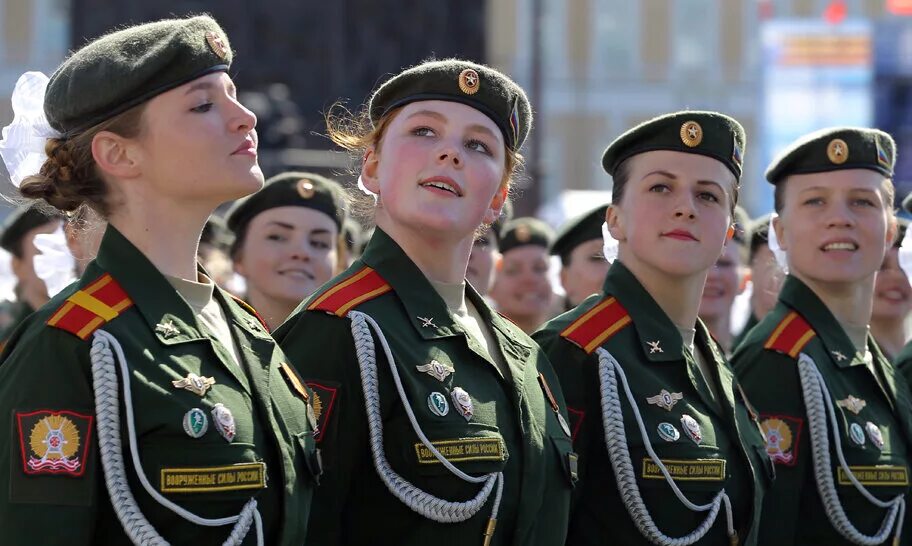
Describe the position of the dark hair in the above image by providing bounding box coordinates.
[19,103,147,218]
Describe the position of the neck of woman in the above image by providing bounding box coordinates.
[795,271,876,331]
[376,218,474,284]
[107,197,209,281]
[245,287,296,332]
[619,254,706,330]
[870,317,907,358]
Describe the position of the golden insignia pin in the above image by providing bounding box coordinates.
[458,68,480,95]
[646,389,683,411]
[172,373,216,396]
[155,320,180,338]
[837,395,867,415]
[297,179,315,199]
[515,224,531,243]
[416,359,454,382]
[205,31,229,60]
[680,121,703,148]
[827,138,848,164]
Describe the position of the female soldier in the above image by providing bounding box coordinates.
[226,171,347,330]
[488,216,556,333]
[732,127,911,545]
[0,15,319,545]
[534,111,770,545]
[274,59,574,545]
[870,218,911,361]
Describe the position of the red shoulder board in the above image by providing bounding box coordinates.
[230,294,269,332]
[306,266,392,317]
[46,274,133,340]
[763,311,816,359]
[559,296,632,354]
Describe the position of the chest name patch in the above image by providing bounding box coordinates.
[641,458,727,482]
[159,462,266,493]
[837,466,909,487]
[414,437,505,464]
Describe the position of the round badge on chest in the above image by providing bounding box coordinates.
[657,422,680,442]
[428,392,449,417]
[865,421,884,450]
[211,403,236,443]
[680,414,702,445]
[451,387,474,422]
[849,422,866,446]
[183,408,208,439]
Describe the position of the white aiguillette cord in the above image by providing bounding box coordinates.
[348,310,503,545]
[90,329,263,546]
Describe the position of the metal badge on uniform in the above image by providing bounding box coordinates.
[428,392,449,417]
[515,224,531,243]
[657,422,680,442]
[866,421,884,450]
[156,320,180,338]
[416,360,454,382]
[205,31,230,60]
[458,68,480,95]
[827,138,848,164]
[831,350,848,362]
[837,395,866,415]
[450,387,474,421]
[647,340,663,354]
[417,316,437,329]
[280,362,309,402]
[849,422,866,446]
[183,408,208,439]
[680,414,702,445]
[211,403,236,443]
[557,413,572,438]
[680,121,703,147]
[646,389,683,412]
[172,372,216,397]
[876,135,890,168]
[297,179,315,198]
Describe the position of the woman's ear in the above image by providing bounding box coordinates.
[772,214,787,252]
[91,131,141,180]
[360,147,381,195]
[483,185,509,225]
[606,204,625,242]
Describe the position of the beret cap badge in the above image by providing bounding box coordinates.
[515,224,531,243]
[205,31,229,60]
[297,180,316,199]
[827,138,849,165]
[458,68,480,95]
[680,121,703,148]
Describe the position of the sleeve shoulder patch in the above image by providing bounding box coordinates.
[305,381,339,443]
[15,409,94,476]
[759,414,804,467]
[763,311,816,359]
[559,296,632,354]
[46,274,133,340]
[306,267,392,317]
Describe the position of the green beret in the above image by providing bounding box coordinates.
[226,171,347,236]
[369,59,532,151]
[602,111,746,179]
[765,127,895,184]
[551,205,608,260]
[748,213,773,261]
[0,206,59,255]
[498,217,554,254]
[201,214,233,251]
[46,15,232,135]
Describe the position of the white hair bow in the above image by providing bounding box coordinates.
[0,71,62,188]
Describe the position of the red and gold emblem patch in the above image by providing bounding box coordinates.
[305,381,338,443]
[760,414,803,466]
[16,410,93,476]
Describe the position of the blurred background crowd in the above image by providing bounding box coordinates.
[0,0,909,348]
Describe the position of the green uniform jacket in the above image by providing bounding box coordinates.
[893,340,912,385]
[732,275,912,545]
[0,226,318,545]
[274,229,574,545]
[731,312,758,352]
[534,261,771,546]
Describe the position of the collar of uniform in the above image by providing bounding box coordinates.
[602,261,684,362]
[778,275,860,368]
[359,228,462,339]
[465,279,532,352]
[93,225,209,345]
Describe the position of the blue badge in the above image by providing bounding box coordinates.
[849,422,865,446]
[657,422,680,442]
[428,392,449,417]
[183,408,208,439]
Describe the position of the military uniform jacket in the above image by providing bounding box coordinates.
[0,226,319,545]
[0,301,33,352]
[732,275,912,545]
[274,229,574,546]
[534,261,770,546]
[894,341,912,387]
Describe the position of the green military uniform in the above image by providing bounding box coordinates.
[534,262,770,545]
[731,215,772,351]
[0,226,320,544]
[732,126,910,545]
[275,229,575,545]
[733,276,912,544]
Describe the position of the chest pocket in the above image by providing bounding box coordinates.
[404,422,509,477]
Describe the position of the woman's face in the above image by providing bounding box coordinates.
[362,100,508,242]
[775,170,894,286]
[234,206,339,309]
[132,72,263,205]
[490,245,553,321]
[608,150,735,279]
[560,238,610,306]
[699,241,744,322]
[873,246,912,322]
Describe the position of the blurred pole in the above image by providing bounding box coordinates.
[520,0,543,217]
